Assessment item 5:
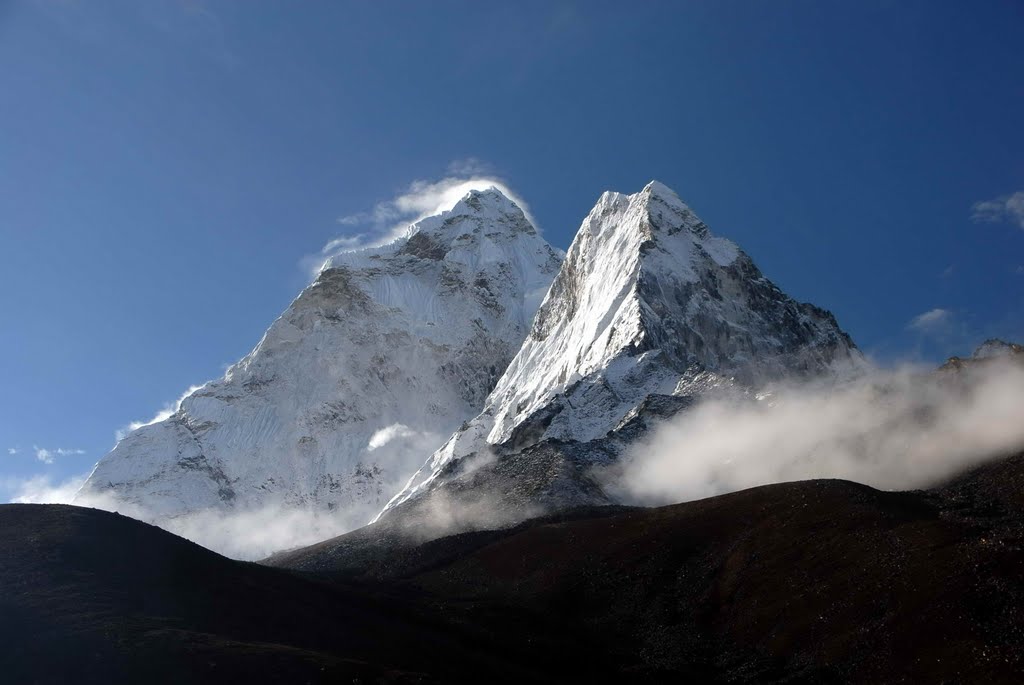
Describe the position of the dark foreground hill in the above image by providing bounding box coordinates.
[5,453,1024,683]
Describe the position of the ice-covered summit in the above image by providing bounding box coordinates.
[325,187,540,265]
[381,180,860,516]
[76,187,563,539]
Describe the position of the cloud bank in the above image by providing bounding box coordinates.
[64,488,382,561]
[54,358,1024,560]
[158,506,358,561]
[4,473,89,504]
[608,359,1024,507]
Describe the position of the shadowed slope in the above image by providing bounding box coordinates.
[0,504,589,684]
[272,453,1024,682]
[4,454,1024,683]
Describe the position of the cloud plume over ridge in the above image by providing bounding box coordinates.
[307,164,534,275]
[609,359,1024,506]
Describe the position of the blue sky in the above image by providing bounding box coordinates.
[1,0,1022,497]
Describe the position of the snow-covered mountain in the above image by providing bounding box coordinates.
[940,338,1024,372]
[76,188,563,530]
[379,181,861,519]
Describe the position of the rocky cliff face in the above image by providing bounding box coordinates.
[380,181,861,521]
[77,188,563,531]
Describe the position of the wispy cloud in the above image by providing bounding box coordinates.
[320,233,368,250]
[971,191,1024,229]
[907,308,953,333]
[304,161,534,277]
[444,157,495,177]
[366,423,419,452]
[116,384,205,441]
[940,265,955,279]
[31,446,85,464]
[7,448,17,455]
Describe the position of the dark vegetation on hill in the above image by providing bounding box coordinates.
[3,452,1024,683]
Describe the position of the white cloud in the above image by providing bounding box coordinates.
[31,446,85,464]
[116,384,204,441]
[3,473,88,504]
[907,308,952,333]
[7,448,16,455]
[159,506,358,561]
[67,488,384,561]
[306,163,534,276]
[367,423,418,451]
[364,423,444,473]
[971,191,1024,229]
[126,443,492,560]
[41,355,1024,561]
[609,358,1024,506]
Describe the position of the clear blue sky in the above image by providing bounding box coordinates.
[1,1,1022,495]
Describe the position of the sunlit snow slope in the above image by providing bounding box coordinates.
[77,188,562,530]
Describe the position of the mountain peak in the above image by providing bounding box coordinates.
[413,185,537,240]
[450,185,520,216]
[465,185,510,202]
[381,183,860,515]
[642,179,683,203]
[323,186,540,273]
[973,339,1023,359]
[77,183,564,547]
[635,180,711,240]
